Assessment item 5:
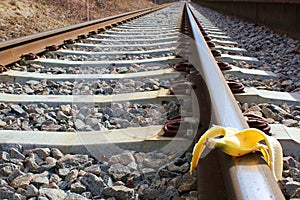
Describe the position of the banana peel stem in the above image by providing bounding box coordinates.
[190,126,226,173]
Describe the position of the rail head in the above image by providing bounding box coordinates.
[185,3,285,200]
[185,4,248,130]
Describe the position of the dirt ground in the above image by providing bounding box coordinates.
[0,0,155,41]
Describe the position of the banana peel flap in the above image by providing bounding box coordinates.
[190,126,283,181]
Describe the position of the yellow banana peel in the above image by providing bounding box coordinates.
[190,126,283,181]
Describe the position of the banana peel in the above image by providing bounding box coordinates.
[190,126,283,181]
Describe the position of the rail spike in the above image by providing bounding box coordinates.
[0,65,8,73]
[227,80,245,93]
[21,53,38,61]
[244,113,272,135]
[217,61,232,70]
[46,45,60,51]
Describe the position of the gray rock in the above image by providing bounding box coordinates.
[141,168,156,181]
[78,170,87,177]
[49,174,61,184]
[7,169,24,183]
[64,192,89,200]
[81,192,92,199]
[60,105,72,115]
[30,148,50,160]
[108,152,136,166]
[31,174,49,186]
[24,184,38,198]
[77,113,86,121]
[283,158,290,171]
[108,164,131,182]
[281,80,293,87]
[0,163,20,176]
[110,118,130,128]
[112,108,125,117]
[58,154,89,168]
[103,175,113,187]
[57,111,71,120]
[9,148,25,160]
[0,151,10,163]
[143,157,166,169]
[292,110,300,117]
[103,185,134,200]
[129,170,142,186]
[75,119,86,130]
[283,156,297,168]
[160,186,180,199]
[117,67,129,73]
[283,119,299,127]
[10,104,26,115]
[0,186,26,199]
[182,191,198,199]
[0,120,6,127]
[167,162,189,174]
[45,157,57,166]
[246,105,262,117]
[158,167,179,178]
[58,168,70,177]
[50,148,64,159]
[289,167,300,180]
[41,124,62,131]
[70,181,86,194]
[41,119,55,127]
[84,165,101,175]
[261,107,276,119]
[65,169,78,183]
[178,174,197,193]
[103,107,113,117]
[85,117,100,127]
[286,181,300,197]
[57,181,69,190]
[78,107,91,116]
[270,104,293,118]
[126,161,138,171]
[26,80,40,86]
[138,188,161,200]
[103,86,114,95]
[291,188,300,198]
[81,173,106,196]
[11,173,33,188]
[39,188,67,200]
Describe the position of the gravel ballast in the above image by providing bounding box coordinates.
[0,101,182,132]
[0,146,197,200]
[191,3,300,93]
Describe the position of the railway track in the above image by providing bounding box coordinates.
[0,2,290,199]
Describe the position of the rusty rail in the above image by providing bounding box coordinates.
[185,3,285,199]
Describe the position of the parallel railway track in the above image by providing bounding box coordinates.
[0,2,288,199]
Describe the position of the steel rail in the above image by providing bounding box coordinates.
[0,5,167,66]
[185,3,285,200]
